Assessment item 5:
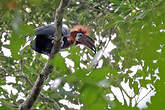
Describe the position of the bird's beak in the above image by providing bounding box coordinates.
[76,35,96,53]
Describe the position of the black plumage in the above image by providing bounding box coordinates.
[31,24,71,54]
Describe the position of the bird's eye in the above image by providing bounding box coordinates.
[76,33,83,39]
[78,34,82,37]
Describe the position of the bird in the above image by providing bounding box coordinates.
[31,24,96,55]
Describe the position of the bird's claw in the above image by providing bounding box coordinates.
[51,38,57,44]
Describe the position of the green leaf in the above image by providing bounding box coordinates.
[2,12,10,21]
[109,0,121,5]
[54,0,61,10]
[9,23,34,59]
[0,106,13,110]
[9,32,23,59]
[104,21,115,30]
[50,54,67,73]
[68,46,81,68]
[133,81,139,94]
[29,0,42,5]
[81,85,107,110]
[89,67,113,82]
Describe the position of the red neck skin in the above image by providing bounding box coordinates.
[67,31,78,43]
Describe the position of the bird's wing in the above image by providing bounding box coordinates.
[62,26,70,37]
[35,24,55,36]
[35,24,70,37]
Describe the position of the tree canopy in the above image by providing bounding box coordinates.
[0,0,165,110]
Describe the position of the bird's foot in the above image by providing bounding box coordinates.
[51,37,57,44]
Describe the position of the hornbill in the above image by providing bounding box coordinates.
[31,24,96,55]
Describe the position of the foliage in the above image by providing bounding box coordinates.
[0,0,164,110]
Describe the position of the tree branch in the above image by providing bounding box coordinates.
[21,74,61,109]
[19,0,71,109]
[39,94,60,109]
[0,62,61,109]
[1,73,61,110]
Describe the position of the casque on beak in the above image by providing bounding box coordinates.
[76,34,96,53]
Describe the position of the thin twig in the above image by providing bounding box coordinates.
[119,85,132,99]
[134,87,142,104]
[120,89,126,104]
[39,94,61,109]
[136,89,152,105]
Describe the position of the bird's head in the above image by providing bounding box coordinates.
[67,25,96,53]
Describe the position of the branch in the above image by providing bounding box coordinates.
[19,0,71,109]
[1,73,61,110]
[39,94,60,109]
[1,57,60,109]
[136,89,152,105]
[21,74,61,109]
